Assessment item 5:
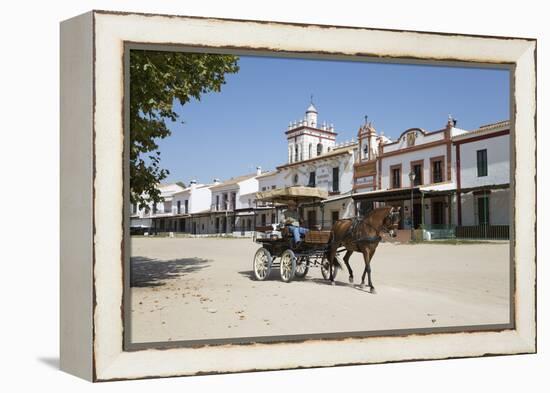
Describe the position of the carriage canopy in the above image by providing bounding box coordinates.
[255,186,328,204]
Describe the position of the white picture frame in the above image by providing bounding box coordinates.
[60,10,536,381]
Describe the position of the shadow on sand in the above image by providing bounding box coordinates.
[131,256,210,287]
[237,269,336,284]
[237,270,375,293]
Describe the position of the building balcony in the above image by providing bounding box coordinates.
[149,210,175,218]
[211,204,236,212]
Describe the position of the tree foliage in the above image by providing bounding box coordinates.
[130,50,239,209]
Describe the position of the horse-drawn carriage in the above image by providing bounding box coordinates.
[252,186,342,283]
[251,185,401,291]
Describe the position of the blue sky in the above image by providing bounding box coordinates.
[156,55,510,184]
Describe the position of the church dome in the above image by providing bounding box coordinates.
[306,103,318,114]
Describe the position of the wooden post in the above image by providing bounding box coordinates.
[421,191,425,227]
[448,193,452,225]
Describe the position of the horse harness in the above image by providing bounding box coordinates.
[345,216,382,244]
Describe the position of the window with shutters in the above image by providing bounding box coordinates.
[477,149,488,177]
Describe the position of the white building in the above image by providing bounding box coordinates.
[129,182,185,234]
[257,170,283,192]
[254,170,285,229]
[170,180,215,234]
[209,168,262,235]
[452,120,510,229]
[352,116,510,240]
[353,116,467,227]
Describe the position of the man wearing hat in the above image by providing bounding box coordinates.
[282,200,309,245]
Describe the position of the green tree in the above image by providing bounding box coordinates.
[130,50,239,209]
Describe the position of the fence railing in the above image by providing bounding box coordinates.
[421,224,510,240]
[133,221,510,240]
[420,224,456,240]
[455,225,509,240]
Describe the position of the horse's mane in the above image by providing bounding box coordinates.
[338,206,393,228]
[364,206,393,227]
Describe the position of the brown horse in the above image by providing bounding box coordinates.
[327,206,401,293]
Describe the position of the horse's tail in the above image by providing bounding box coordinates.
[326,231,336,263]
[327,231,345,271]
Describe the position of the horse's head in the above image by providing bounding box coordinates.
[382,207,401,238]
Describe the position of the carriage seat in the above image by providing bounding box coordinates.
[255,225,283,240]
[254,225,273,233]
[304,230,332,244]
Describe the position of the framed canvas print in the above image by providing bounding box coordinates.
[60,10,537,381]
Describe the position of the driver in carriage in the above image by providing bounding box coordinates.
[282,200,309,245]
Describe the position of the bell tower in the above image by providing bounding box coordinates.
[305,102,318,127]
[353,116,379,192]
[357,116,378,162]
[285,100,337,163]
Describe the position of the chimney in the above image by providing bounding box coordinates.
[213,178,221,185]
[256,166,262,176]
[190,179,197,190]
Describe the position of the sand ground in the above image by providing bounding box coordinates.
[129,237,510,344]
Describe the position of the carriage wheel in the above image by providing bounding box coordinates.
[253,247,272,281]
[321,256,340,281]
[280,249,296,283]
[294,256,309,279]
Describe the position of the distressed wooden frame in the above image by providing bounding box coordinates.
[60,10,537,381]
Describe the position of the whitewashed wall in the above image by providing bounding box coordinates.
[490,189,511,225]
[210,185,238,211]
[279,152,354,193]
[339,152,355,193]
[381,145,447,189]
[173,185,212,215]
[287,131,336,163]
[459,189,510,226]
[172,190,190,215]
[457,134,510,188]
[258,172,284,191]
[323,198,355,221]
[190,187,213,213]
[132,183,184,217]
[237,177,259,209]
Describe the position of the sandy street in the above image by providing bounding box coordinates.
[129,237,510,344]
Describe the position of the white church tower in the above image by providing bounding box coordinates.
[305,103,318,127]
[286,100,337,163]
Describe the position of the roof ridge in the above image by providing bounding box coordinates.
[477,119,510,130]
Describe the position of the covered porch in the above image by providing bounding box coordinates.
[352,182,510,241]
[353,184,455,225]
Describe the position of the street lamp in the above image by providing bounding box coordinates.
[408,171,416,241]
